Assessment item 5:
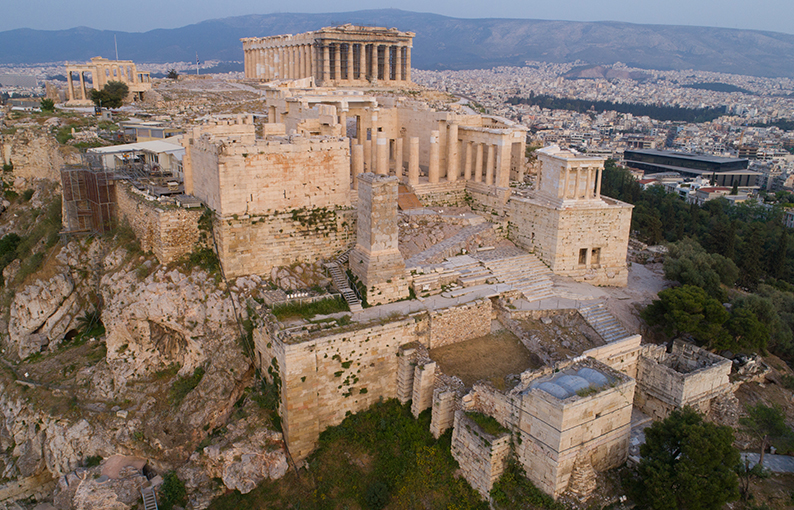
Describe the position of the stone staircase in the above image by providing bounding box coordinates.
[398,184,423,210]
[140,486,158,510]
[405,223,494,268]
[578,302,630,343]
[482,253,555,302]
[443,255,494,287]
[324,262,363,312]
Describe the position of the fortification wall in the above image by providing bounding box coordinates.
[428,298,493,348]
[115,183,202,263]
[451,411,510,499]
[214,207,356,278]
[583,334,643,379]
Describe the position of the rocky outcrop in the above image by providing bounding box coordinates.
[0,125,79,183]
[7,273,83,359]
[54,465,148,510]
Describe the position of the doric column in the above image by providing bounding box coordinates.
[322,45,330,84]
[496,142,510,188]
[363,137,372,172]
[332,43,340,83]
[288,46,295,79]
[474,143,484,182]
[395,137,404,177]
[405,47,412,82]
[395,44,403,81]
[429,130,440,183]
[346,43,353,81]
[485,144,495,185]
[446,124,459,182]
[352,144,364,190]
[464,141,473,181]
[374,45,381,81]
[359,44,366,81]
[376,136,389,175]
[408,137,420,185]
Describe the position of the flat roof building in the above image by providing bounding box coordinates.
[624,148,760,188]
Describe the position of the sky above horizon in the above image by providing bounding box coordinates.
[2,0,792,35]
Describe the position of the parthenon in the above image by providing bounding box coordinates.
[241,24,414,86]
[64,57,151,105]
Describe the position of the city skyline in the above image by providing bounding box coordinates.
[2,0,792,36]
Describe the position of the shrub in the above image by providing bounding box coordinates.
[159,471,187,510]
[170,366,205,406]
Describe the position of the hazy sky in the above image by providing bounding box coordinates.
[3,0,792,35]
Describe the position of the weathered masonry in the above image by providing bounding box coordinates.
[64,57,151,105]
[242,24,414,86]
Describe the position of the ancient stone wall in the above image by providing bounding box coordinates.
[115,183,203,264]
[427,298,492,348]
[508,197,632,286]
[451,411,510,499]
[582,334,643,379]
[634,341,731,420]
[214,207,356,278]
[410,180,467,207]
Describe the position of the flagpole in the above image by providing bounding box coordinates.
[196,52,200,76]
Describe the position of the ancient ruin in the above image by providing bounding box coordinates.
[65,57,152,105]
[242,25,414,85]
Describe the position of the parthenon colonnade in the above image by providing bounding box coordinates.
[241,24,414,86]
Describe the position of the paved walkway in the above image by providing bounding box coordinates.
[740,452,794,473]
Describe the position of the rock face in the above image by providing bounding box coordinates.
[8,273,83,359]
[54,465,148,510]
[0,126,79,182]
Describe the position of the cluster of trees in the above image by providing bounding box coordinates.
[602,161,794,359]
[507,94,725,123]
[89,80,129,109]
[682,82,753,94]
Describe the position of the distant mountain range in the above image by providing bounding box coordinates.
[3,9,794,78]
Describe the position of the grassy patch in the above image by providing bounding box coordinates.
[491,461,567,510]
[271,296,349,321]
[207,400,487,510]
[466,411,508,436]
[170,366,205,406]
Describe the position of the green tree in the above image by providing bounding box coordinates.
[664,239,738,300]
[167,68,179,80]
[730,181,739,195]
[642,285,731,349]
[159,470,187,510]
[40,98,55,112]
[739,403,793,467]
[630,407,739,510]
[90,80,129,108]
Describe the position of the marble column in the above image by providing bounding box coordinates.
[464,141,473,181]
[334,44,342,83]
[562,167,570,199]
[574,167,581,200]
[376,136,389,175]
[346,43,353,81]
[474,143,484,182]
[363,137,372,172]
[496,143,510,188]
[374,45,381,81]
[429,130,440,183]
[352,144,364,190]
[405,47,412,82]
[408,137,420,185]
[395,137,404,177]
[322,45,330,84]
[67,73,74,101]
[395,44,403,81]
[447,124,459,182]
[358,44,366,81]
[485,145,495,185]
[79,72,86,100]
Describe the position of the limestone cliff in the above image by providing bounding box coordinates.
[0,123,80,183]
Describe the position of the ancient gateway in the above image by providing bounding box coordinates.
[64,57,152,106]
[241,25,414,85]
